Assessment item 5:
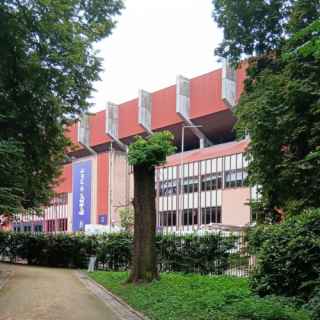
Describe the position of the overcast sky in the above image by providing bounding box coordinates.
[90,0,223,112]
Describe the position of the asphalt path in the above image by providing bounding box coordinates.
[0,263,120,320]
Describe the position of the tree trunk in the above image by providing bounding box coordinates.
[127,164,159,283]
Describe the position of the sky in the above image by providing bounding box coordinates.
[90,0,223,112]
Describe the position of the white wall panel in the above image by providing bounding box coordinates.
[231,154,237,170]
[212,159,217,173]
[217,190,222,206]
[159,197,163,211]
[201,161,205,174]
[193,162,199,176]
[217,157,223,172]
[172,166,177,179]
[225,156,230,171]
[237,153,243,169]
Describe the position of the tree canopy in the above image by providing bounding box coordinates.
[0,0,123,217]
[128,131,176,168]
[213,0,320,220]
[212,0,320,64]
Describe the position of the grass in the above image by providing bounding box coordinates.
[89,272,310,320]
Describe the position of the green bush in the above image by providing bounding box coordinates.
[249,209,320,302]
[0,231,240,274]
[303,288,320,320]
[247,224,273,255]
[157,233,237,274]
[0,232,97,267]
[96,232,132,270]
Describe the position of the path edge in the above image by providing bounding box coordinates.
[0,268,14,291]
[74,270,150,320]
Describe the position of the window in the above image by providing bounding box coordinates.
[34,224,43,233]
[58,218,68,232]
[50,193,68,206]
[159,211,177,227]
[46,219,67,232]
[201,173,222,191]
[182,176,199,193]
[46,220,56,232]
[251,207,258,223]
[224,169,247,188]
[183,209,198,226]
[201,207,222,224]
[159,180,177,196]
[23,225,32,233]
[224,153,248,189]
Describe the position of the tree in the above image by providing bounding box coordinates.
[0,0,123,217]
[238,21,320,220]
[127,131,176,283]
[212,0,320,64]
[213,1,320,220]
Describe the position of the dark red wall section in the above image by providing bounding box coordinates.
[65,122,78,146]
[190,70,227,119]
[97,152,109,222]
[118,98,144,138]
[54,163,72,194]
[152,85,182,129]
[89,110,111,146]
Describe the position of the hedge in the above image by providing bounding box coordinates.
[248,208,320,320]
[0,231,242,274]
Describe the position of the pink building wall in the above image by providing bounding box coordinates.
[221,188,251,226]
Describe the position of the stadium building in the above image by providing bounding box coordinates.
[8,61,258,233]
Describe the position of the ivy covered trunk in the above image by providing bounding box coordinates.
[127,164,159,283]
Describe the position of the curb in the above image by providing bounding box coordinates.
[0,270,13,291]
[75,270,150,320]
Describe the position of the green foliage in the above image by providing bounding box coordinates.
[249,208,320,303]
[303,288,320,320]
[235,20,320,217]
[0,0,123,216]
[156,233,237,274]
[246,224,273,255]
[128,131,176,168]
[285,19,320,60]
[212,0,320,63]
[0,232,97,267]
[213,0,320,217]
[212,0,285,63]
[96,232,132,271]
[0,231,240,274]
[119,207,134,233]
[0,140,24,215]
[89,272,310,320]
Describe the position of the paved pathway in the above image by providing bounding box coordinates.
[0,263,121,320]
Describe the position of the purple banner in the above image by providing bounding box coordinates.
[72,160,92,231]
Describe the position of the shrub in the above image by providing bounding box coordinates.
[96,232,132,270]
[303,288,320,320]
[247,224,273,255]
[250,208,320,302]
[157,233,237,274]
[0,231,240,274]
